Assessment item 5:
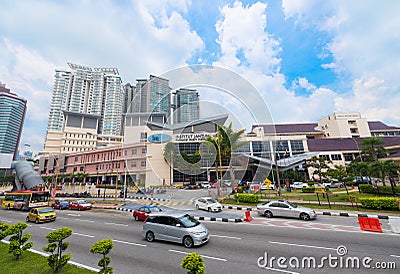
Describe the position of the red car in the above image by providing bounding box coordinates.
[69,200,92,211]
[133,205,162,221]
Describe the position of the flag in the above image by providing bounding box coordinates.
[72,177,75,184]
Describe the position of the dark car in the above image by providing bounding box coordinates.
[133,205,162,221]
[52,199,69,210]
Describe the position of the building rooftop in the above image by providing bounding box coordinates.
[368,121,400,131]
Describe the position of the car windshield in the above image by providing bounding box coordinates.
[78,200,86,204]
[39,208,54,213]
[150,207,162,212]
[286,201,297,208]
[205,198,217,204]
[178,214,200,228]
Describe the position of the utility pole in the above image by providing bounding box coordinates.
[273,141,282,199]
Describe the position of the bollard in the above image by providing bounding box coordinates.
[244,210,253,222]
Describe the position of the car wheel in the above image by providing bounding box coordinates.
[134,215,139,221]
[183,236,194,248]
[6,204,10,210]
[264,210,273,218]
[196,205,199,210]
[26,217,29,222]
[300,213,310,221]
[35,218,39,224]
[78,207,81,211]
[146,231,155,242]
[208,207,212,212]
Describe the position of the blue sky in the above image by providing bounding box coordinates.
[1,0,400,154]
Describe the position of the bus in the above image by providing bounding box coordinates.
[2,190,50,211]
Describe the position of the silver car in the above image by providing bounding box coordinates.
[194,197,222,212]
[257,200,317,221]
[142,212,209,248]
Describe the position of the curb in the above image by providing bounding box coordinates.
[318,211,390,219]
[194,216,244,223]
[222,205,397,219]
[115,207,244,223]
[126,195,169,202]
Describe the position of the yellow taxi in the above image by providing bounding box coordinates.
[26,207,57,224]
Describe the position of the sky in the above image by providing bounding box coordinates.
[1,0,400,154]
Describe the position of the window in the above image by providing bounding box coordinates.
[141,161,146,167]
[79,166,84,171]
[320,155,330,161]
[142,148,147,154]
[131,162,136,167]
[140,132,147,142]
[132,149,137,155]
[331,154,342,161]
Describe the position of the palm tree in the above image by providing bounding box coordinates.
[382,160,400,196]
[360,137,386,161]
[205,123,246,196]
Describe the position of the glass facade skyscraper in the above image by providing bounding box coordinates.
[174,88,199,124]
[0,82,27,160]
[132,75,171,120]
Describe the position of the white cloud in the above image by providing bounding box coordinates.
[281,0,400,124]
[214,1,281,74]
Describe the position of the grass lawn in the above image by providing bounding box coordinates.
[0,242,95,274]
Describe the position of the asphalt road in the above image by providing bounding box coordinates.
[1,208,399,274]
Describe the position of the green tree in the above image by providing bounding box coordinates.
[181,252,205,274]
[360,137,386,161]
[205,123,246,194]
[90,239,114,274]
[163,142,177,186]
[382,160,400,196]
[306,156,331,183]
[0,222,33,260]
[43,227,72,273]
[326,165,353,194]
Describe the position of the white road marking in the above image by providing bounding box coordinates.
[73,232,95,238]
[113,239,147,247]
[169,249,227,262]
[260,266,299,274]
[211,234,242,240]
[390,255,400,258]
[74,219,95,223]
[67,213,81,216]
[40,226,56,230]
[268,241,337,251]
[104,222,129,227]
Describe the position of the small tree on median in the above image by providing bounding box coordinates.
[43,227,72,274]
[90,239,114,274]
[181,252,205,274]
[0,222,33,260]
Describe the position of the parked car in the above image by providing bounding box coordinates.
[26,206,57,223]
[69,200,92,211]
[52,199,69,210]
[290,182,309,189]
[256,200,317,221]
[194,197,222,212]
[133,205,162,221]
[201,182,211,189]
[142,212,209,248]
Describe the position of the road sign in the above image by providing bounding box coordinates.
[314,186,326,194]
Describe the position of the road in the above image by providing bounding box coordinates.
[0,207,399,273]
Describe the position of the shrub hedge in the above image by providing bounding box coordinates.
[358,184,400,195]
[233,193,259,203]
[301,187,315,193]
[358,197,399,210]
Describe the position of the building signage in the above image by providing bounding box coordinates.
[175,133,215,142]
[148,134,172,143]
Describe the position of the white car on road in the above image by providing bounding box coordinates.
[290,182,309,189]
[194,197,222,212]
